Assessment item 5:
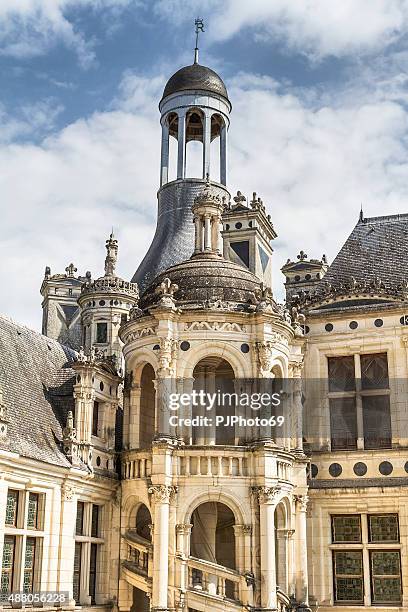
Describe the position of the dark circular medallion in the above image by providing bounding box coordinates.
[311,464,318,478]
[374,318,383,327]
[153,344,160,351]
[240,343,250,353]
[329,463,342,477]
[180,341,190,351]
[353,462,367,476]
[404,461,408,473]
[96,456,101,467]
[99,381,104,391]
[325,323,334,332]
[379,461,393,475]
[349,321,358,329]
[99,300,105,306]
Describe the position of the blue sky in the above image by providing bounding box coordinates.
[1,0,408,329]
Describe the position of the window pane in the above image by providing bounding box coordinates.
[363,396,391,449]
[361,353,389,390]
[369,514,399,542]
[91,505,99,538]
[1,536,15,595]
[5,490,18,526]
[332,515,361,543]
[333,551,363,603]
[96,323,107,344]
[76,502,84,536]
[92,401,99,436]
[370,551,401,604]
[330,397,357,450]
[73,542,82,602]
[27,493,39,529]
[328,356,356,392]
[89,543,97,604]
[23,537,36,593]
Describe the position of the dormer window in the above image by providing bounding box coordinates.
[96,322,107,344]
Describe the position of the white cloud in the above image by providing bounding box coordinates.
[2,64,408,329]
[0,0,141,67]
[154,0,408,60]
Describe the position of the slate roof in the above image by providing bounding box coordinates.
[162,63,229,101]
[323,213,408,287]
[0,314,77,467]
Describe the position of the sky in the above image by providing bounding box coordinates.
[2,0,408,330]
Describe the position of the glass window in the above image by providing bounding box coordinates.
[369,514,399,543]
[5,490,19,527]
[362,396,391,449]
[361,353,389,390]
[89,543,97,604]
[73,542,82,602]
[332,515,362,543]
[330,397,357,450]
[1,536,16,595]
[23,537,36,593]
[96,322,107,344]
[370,551,401,604]
[92,401,99,436]
[328,356,356,392]
[76,502,84,536]
[333,550,364,604]
[27,493,39,529]
[91,505,99,538]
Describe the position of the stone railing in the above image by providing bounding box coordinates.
[187,556,243,603]
[123,531,151,578]
[81,276,139,297]
[174,447,249,478]
[277,588,292,612]
[121,451,152,480]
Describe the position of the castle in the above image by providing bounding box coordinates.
[0,51,407,612]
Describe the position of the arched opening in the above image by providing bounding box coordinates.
[275,502,288,594]
[135,504,152,542]
[131,587,149,612]
[167,112,178,182]
[192,357,235,445]
[139,364,155,448]
[210,114,224,183]
[190,502,236,596]
[185,109,204,179]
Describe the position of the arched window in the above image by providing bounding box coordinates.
[139,364,155,448]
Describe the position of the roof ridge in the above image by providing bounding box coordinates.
[361,213,408,224]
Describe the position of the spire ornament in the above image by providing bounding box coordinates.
[194,18,205,64]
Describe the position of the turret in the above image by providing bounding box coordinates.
[222,191,277,289]
[78,233,139,365]
[281,251,329,301]
[132,52,231,291]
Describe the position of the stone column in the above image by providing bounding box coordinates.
[150,485,177,611]
[57,483,77,607]
[254,486,280,610]
[160,121,170,186]
[203,110,212,179]
[291,364,304,451]
[220,122,227,185]
[295,495,309,607]
[203,214,212,251]
[128,383,141,448]
[177,111,186,179]
[193,216,202,254]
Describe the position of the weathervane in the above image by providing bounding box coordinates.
[194,18,205,64]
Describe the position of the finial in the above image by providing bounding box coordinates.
[359,204,364,222]
[205,172,210,186]
[194,17,204,64]
[105,232,118,277]
[65,263,77,277]
[297,250,308,261]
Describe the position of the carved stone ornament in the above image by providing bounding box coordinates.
[255,341,274,375]
[61,483,75,501]
[155,277,179,308]
[158,337,178,375]
[294,494,309,512]
[184,321,243,332]
[254,282,274,313]
[175,523,193,535]
[148,485,178,504]
[251,485,281,504]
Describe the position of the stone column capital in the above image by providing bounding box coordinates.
[251,485,281,505]
[294,494,309,512]
[175,523,193,535]
[233,524,252,536]
[148,484,177,504]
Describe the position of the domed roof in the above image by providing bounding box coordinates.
[141,255,260,309]
[162,63,229,101]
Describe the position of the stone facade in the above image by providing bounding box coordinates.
[1,57,408,612]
